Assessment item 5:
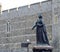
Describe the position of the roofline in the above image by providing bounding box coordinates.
[2,0,51,12]
[41,0,52,3]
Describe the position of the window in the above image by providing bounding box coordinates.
[54,15,58,24]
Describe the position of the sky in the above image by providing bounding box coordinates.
[0,0,46,11]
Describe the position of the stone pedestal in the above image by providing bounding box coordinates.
[32,45,53,52]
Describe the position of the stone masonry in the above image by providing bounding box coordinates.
[0,0,59,52]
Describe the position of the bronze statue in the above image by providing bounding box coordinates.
[32,15,49,45]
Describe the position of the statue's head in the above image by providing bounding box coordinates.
[38,15,42,19]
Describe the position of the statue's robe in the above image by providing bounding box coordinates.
[35,19,49,45]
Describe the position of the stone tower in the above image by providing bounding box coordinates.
[52,0,60,52]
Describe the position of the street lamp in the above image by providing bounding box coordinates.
[21,39,31,52]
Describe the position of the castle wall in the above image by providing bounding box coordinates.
[0,0,53,52]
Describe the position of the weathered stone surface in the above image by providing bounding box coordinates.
[0,0,57,52]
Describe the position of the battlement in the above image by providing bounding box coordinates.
[0,0,52,20]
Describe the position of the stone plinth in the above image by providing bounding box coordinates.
[32,45,53,52]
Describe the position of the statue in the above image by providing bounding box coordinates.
[32,15,49,45]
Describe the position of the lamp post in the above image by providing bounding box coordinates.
[26,39,31,52]
[21,39,31,52]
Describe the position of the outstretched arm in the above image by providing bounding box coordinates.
[32,24,36,30]
[32,21,37,30]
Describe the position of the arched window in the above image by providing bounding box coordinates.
[7,21,10,32]
[54,15,58,24]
